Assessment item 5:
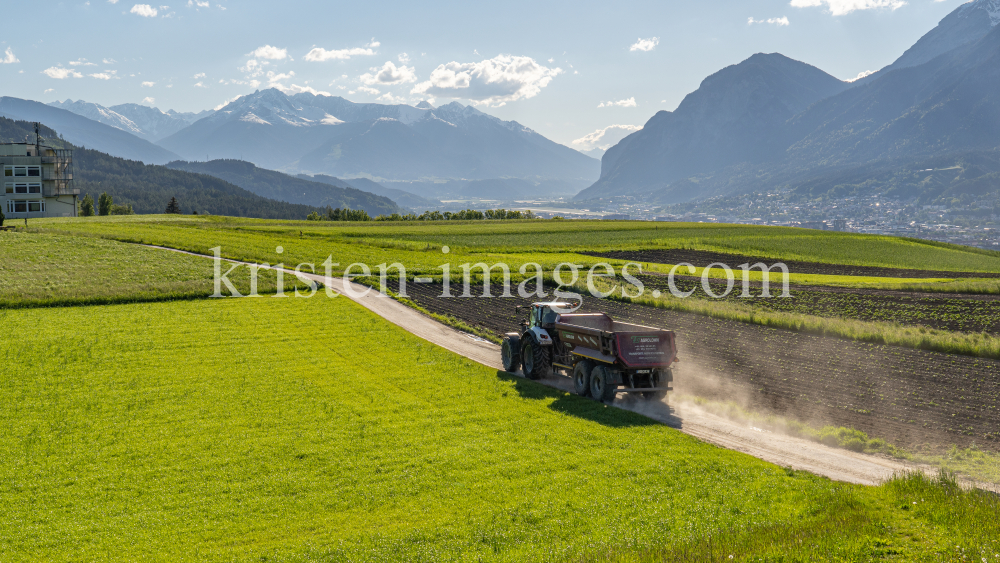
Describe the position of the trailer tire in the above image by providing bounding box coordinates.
[590,365,616,403]
[573,360,593,397]
[642,368,669,401]
[501,334,521,373]
[521,335,549,380]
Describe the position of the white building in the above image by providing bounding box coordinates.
[1,139,78,219]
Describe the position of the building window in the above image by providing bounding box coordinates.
[6,183,41,194]
[4,166,39,177]
[5,200,44,213]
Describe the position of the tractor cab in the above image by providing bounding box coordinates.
[522,302,572,329]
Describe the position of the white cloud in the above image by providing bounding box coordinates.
[186,0,209,6]
[103,58,117,64]
[194,81,206,88]
[69,59,97,66]
[789,0,905,16]
[108,0,119,3]
[597,97,637,108]
[572,124,642,151]
[142,97,155,104]
[265,70,331,96]
[360,61,417,85]
[89,70,118,80]
[358,85,381,95]
[629,37,659,52]
[846,69,876,82]
[304,39,379,61]
[377,92,406,104]
[398,52,410,63]
[0,48,17,64]
[748,16,790,25]
[44,88,55,94]
[141,80,156,87]
[213,95,241,111]
[193,72,206,78]
[411,55,561,106]
[250,45,287,60]
[42,67,83,79]
[130,4,158,16]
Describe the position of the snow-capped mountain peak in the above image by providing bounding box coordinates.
[48,99,213,142]
[961,0,1000,26]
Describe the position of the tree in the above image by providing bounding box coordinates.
[80,194,95,217]
[110,203,134,215]
[0,206,5,227]
[97,192,113,216]
[165,197,181,214]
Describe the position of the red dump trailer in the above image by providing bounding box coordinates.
[501,302,678,402]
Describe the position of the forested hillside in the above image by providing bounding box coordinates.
[165,159,405,216]
[0,117,320,218]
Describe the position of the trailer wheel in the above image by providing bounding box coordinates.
[573,360,593,397]
[642,368,672,401]
[590,365,616,403]
[501,334,521,373]
[521,335,549,380]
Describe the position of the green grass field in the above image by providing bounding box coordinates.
[0,231,297,307]
[1,295,999,562]
[4,219,1000,560]
[32,215,1000,276]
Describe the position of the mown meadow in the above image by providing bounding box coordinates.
[1,295,998,562]
[0,231,301,307]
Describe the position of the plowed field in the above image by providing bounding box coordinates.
[588,249,1000,278]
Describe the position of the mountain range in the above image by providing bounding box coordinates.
[165,159,407,216]
[0,116,320,218]
[579,0,1000,205]
[24,90,599,202]
[48,99,212,143]
[157,91,599,187]
[0,97,179,164]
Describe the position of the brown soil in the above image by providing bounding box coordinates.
[637,273,1000,334]
[395,280,1000,453]
[587,249,1000,279]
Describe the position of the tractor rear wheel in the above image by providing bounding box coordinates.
[521,336,549,380]
[501,335,521,373]
[590,365,617,403]
[573,360,593,397]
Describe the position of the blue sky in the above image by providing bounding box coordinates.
[0,0,969,149]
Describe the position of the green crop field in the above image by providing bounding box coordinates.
[0,231,298,308]
[2,295,998,562]
[32,215,1000,276]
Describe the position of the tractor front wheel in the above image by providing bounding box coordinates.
[590,365,617,403]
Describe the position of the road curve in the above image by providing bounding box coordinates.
[143,245,984,489]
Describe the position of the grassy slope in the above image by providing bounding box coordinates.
[1,295,997,562]
[0,231,301,307]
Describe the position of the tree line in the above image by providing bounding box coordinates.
[306,207,539,222]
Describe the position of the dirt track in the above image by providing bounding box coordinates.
[139,245,995,488]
